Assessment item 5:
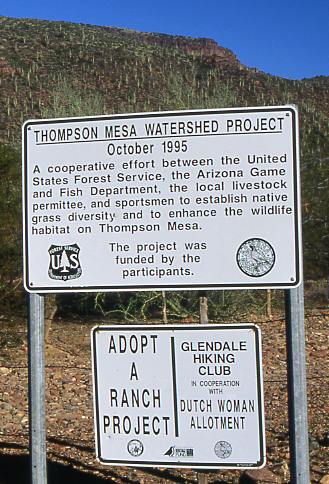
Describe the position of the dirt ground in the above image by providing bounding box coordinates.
[0,307,328,483]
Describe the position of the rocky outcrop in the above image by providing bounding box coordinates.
[101,26,258,72]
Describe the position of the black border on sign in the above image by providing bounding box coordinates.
[23,106,301,292]
[90,323,266,469]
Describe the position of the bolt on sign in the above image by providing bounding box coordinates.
[22,106,301,292]
[91,324,265,469]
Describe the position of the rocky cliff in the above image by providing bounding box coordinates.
[100,26,258,72]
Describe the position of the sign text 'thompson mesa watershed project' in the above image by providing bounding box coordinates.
[23,106,301,292]
[91,324,265,468]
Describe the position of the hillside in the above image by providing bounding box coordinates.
[0,15,328,303]
[0,16,328,144]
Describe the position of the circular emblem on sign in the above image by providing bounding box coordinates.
[127,439,144,457]
[214,441,232,459]
[236,238,275,277]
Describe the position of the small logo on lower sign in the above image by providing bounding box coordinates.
[236,238,275,277]
[48,244,82,281]
[127,439,144,457]
[214,441,232,459]
[165,446,194,458]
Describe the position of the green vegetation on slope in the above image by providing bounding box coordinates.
[0,15,328,318]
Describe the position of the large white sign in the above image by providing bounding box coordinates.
[23,106,301,292]
[91,324,265,468]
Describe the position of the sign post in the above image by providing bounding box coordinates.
[285,285,310,484]
[28,293,47,484]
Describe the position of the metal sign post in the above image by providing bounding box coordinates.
[285,284,310,484]
[28,293,47,484]
[198,291,208,484]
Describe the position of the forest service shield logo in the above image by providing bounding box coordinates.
[48,244,82,281]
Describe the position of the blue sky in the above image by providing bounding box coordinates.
[1,0,328,80]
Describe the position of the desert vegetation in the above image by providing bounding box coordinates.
[0,15,328,321]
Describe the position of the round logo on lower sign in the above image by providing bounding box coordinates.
[127,439,144,457]
[214,441,232,459]
[236,238,275,277]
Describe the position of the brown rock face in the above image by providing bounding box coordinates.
[101,26,257,72]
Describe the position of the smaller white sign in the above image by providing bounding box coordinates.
[91,324,265,469]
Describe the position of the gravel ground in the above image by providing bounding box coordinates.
[0,308,328,483]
